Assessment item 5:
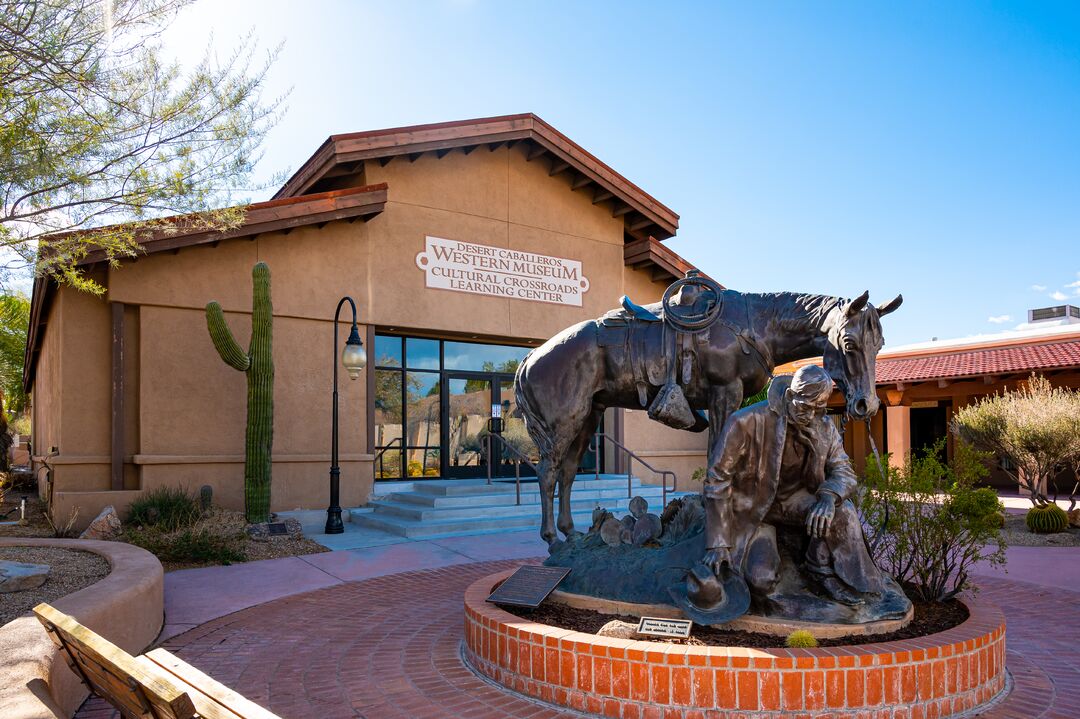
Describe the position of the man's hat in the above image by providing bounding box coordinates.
[668,562,750,626]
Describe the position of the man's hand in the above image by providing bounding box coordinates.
[703,547,732,575]
[806,493,837,538]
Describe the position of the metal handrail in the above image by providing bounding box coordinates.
[590,432,678,507]
[483,433,540,506]
[373,437,404,480]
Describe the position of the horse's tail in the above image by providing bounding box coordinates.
[514,351,554,460]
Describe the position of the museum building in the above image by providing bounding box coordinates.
[23,114,711,525]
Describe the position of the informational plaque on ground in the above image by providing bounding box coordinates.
[636,617,693,639]
[266,523,288,536]
[486,566,572,608]
[416,236,590,307]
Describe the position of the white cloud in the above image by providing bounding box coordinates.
[987,315,1011,324]
[1031,284,1047,291]
[1068,280,1080,288]
[1050,290,1068,301]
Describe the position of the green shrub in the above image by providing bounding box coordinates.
[785,630,818,648]
[1026,504,1068,534]
[127,486,200,532]
[126,526,245,565]
[860,439,1007,602]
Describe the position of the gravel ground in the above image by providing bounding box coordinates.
[0,547,110,626]
[1001,512,1080,547]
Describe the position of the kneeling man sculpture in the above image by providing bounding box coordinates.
[678,364,906,625]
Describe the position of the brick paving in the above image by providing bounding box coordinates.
[76,560,1079,718]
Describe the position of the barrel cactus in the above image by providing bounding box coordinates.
[1025,503,1068,534]
[206,262,274,524]
[785,630,818,648]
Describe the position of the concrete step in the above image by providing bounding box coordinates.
[390,483,667,509]
[368,492,664,522]
[352,508,601,539]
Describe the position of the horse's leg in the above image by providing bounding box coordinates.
[556,405,603,540]
[708,383,744,453]
[537,455,559,546]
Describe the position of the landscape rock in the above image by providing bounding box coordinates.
[0,560,50,593]
[79,505,122,541]
[628,495,648,519]
[632,513,662,546]
[1068,509,1080,528]
[596,619,638,639]
[599,517,624,547]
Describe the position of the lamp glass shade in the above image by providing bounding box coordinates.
[342,334,367,380]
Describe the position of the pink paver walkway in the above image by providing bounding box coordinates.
[76,538,1080,718]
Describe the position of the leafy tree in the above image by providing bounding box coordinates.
[952,375,1080,507]
[0,0,284,291]
[0,292,30,415]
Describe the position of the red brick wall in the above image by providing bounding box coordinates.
[463,570,1007,719]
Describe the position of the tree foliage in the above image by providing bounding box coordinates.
[860,439,1007,603]
[952,375,1080,507]
[0,0,284,291]
[0,291,30,414]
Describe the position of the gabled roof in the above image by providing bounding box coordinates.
[274,113,680,241]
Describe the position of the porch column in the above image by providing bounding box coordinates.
[885,405,911,470]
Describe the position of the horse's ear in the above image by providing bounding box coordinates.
[877,294,903,317]
[846,290,870,318]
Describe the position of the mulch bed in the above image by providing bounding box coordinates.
[508,593,968,648]
[0,546,110,626]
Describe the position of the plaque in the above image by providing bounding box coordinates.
[266,522,288,536]
[486,566,571,608]
[636,616,693,639]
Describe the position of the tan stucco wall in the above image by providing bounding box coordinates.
[32,142,695,520]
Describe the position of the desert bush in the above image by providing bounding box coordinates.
[127,486,200,532]
[785,630,818,648]
[126,526,245,564]
[952,375,1080,507]
[45,507,80,538]
[860,439,1006,602]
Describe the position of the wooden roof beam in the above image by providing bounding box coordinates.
[629,216,653,232]
[462,144,478,155]
[487,141,505,152]
[612,203,634,218]
[526,143,548,162]
[378,156,393,167]
[435,148,454,159]
[408,152,423,163]
[592,188,614,204]
[571,174,592,190]
[548,159,571,176]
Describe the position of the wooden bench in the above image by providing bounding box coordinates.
[34,603,280,719]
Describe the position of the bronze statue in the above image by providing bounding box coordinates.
[516,271,901,546]
[674,365,908,624]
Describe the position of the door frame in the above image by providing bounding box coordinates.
[440,370,511,478]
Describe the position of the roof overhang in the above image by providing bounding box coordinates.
[274,113,680,241]
[23,184,387,392]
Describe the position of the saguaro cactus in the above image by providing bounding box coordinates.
[206,262,274,524]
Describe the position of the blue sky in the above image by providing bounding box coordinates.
[165,1,1080,347]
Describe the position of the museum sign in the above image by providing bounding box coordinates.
[415,236,590,306]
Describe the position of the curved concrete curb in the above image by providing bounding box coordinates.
[0,538,164,719]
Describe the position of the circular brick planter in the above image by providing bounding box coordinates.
[463,569,1007,719]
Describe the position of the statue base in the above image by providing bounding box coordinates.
[544,495,912,628]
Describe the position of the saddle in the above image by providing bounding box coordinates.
[598,270,727,431]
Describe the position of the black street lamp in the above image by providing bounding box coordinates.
[326,296,367,534]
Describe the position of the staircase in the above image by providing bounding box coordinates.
[350,474,690,540]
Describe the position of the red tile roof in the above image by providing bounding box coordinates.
[876,337,1080,383]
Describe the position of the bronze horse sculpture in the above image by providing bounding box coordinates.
[515,275,902,546]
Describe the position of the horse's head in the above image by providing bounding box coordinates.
[821,291,902,422]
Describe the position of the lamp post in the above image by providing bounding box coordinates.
[326,296,367,534]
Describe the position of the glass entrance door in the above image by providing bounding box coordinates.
[443,373,493,478]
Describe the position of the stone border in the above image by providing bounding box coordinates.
[465,569,1007,718]
[0,538,164,719]
[548,589,914,639]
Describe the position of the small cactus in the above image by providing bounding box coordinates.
[1025,504,1068,534]
[206,262,274,524]
[199,485,214,512]
[785,630,818,648]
